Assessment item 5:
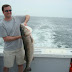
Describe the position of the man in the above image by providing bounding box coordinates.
[0,4,30,72]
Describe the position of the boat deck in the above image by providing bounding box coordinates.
[0,47,72,72]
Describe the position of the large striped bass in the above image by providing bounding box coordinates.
[20,23,34,72]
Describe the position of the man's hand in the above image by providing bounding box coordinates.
[3,36,22,42]
[24,15,30,26]
[24,22,27,26]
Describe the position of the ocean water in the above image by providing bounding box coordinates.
[0,16,72,48]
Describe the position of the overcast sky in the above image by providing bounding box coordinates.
[0,0,72,18]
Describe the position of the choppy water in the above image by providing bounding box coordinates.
[0,16,72,48]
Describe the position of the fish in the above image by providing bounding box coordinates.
[20,23,34,72]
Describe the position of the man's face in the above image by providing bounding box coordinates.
[3,6,12,18]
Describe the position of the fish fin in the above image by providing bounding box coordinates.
[32,57,34,60]
[30,35,34,43]
[24,56,26,61]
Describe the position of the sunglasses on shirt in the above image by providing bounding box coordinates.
[5,10,12,12]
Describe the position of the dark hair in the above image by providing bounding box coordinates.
[2,4,11,12]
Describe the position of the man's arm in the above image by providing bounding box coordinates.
[3,36,21,42]
[24,15,30,26]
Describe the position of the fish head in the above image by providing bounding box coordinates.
[20,23,32,36]
[20,23,26,35]
[20,23,30,35]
